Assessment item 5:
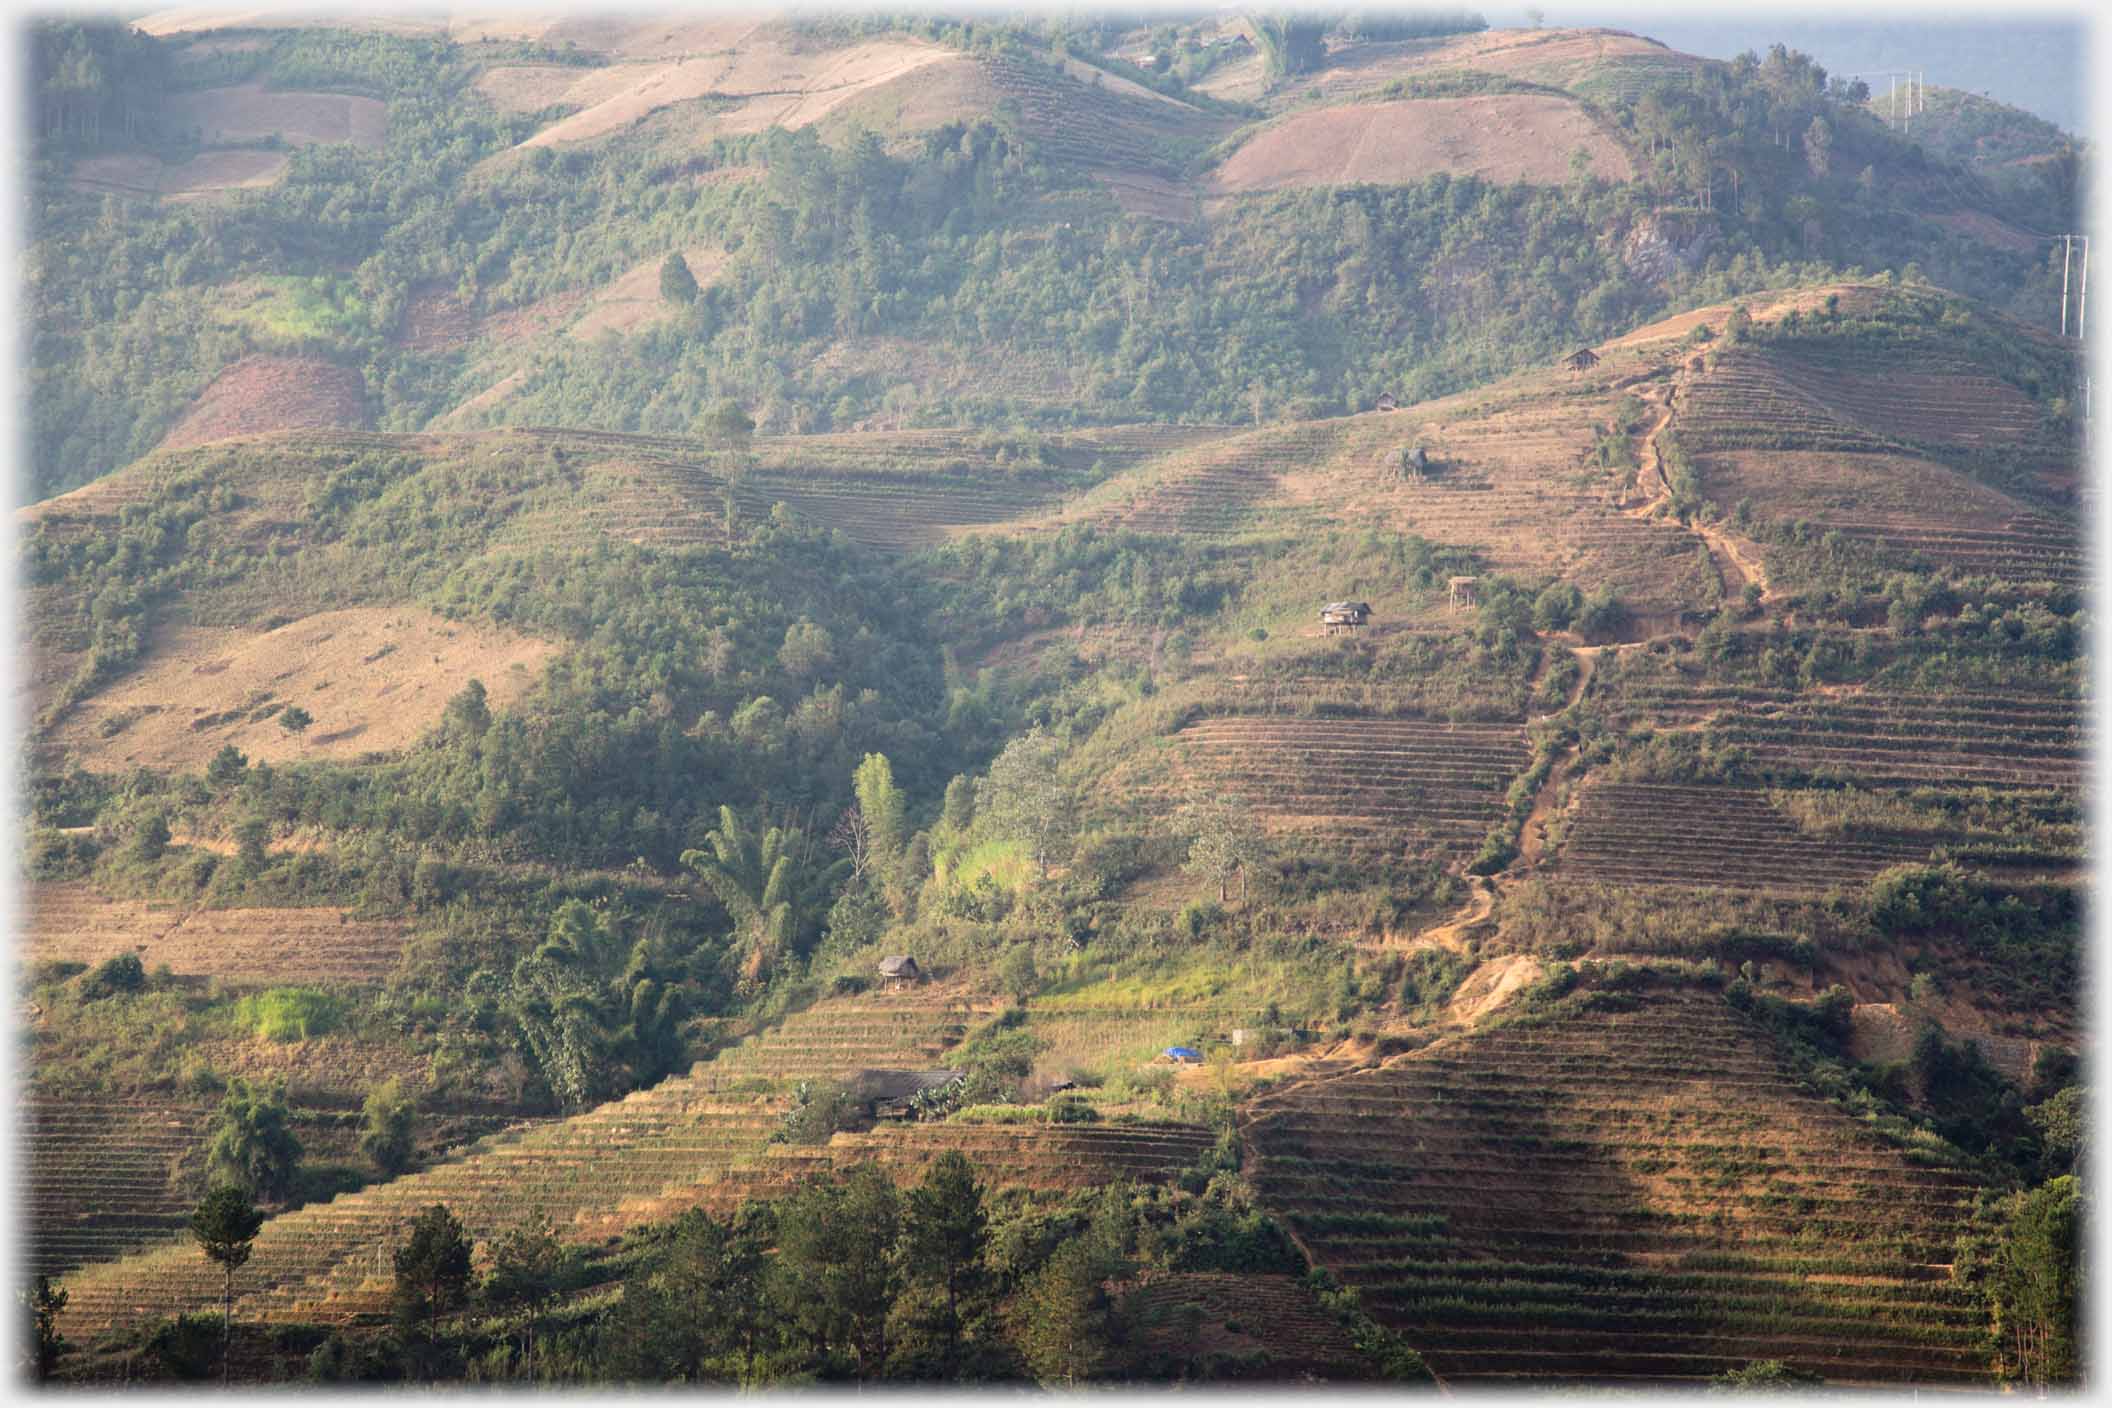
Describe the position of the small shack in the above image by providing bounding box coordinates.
[852,1068,964,1120]
[1320,600,1371,636]
[1375,392,1399,412]
[877,954,922,990]
[1447,576,1479,611]
[1563,346,1601,374]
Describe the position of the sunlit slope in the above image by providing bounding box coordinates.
[1243,979,1995,1386]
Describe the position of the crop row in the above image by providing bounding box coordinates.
[1242,987,1991,1385]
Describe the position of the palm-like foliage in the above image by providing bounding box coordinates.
[682,806,850,982]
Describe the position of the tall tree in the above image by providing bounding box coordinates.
[902,1151,991,1369]
[770,1168,903,1378]
[852,753,906,869]
[659,252,700,305]
[975,726,1077,879]
[1983,1176,2080,1387]
[205,1079,302,1203]
[358,1078,417,1176]
[682,806,848,980]
[483,1214,579,1380]
[1183,793,1267,903]
[393,1204,476,1350]
[22,1274,71,1383]
[189,1185,264,1384]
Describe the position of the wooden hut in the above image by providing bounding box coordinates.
[1320,600,1372,636]
[877,954,923,990]
[851,1068,964,1120]
[1563,347,1601,374]
[1447,576,1479,611]
[1375,392,1399,412]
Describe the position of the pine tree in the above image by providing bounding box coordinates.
[190,1185,264,1383]
[659,252,699,304]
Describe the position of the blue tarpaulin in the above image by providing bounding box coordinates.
[1164,1046,1202,1063]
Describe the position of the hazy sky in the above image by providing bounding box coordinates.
[1547,9,2089,137]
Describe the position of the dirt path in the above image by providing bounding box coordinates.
[1394,878,1494,956]
[1622,377,1773,605]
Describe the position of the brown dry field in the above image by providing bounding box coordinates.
[1603,281,1890,348]
[499,35,949,153]
[136,8,445,38]
[1209,95,1631,195]
[473,63,592,116]
[1298,25,1706,102]
[26,882,409,989]
[163,83,386,148]
[566,245,727,340]
[1700,448,2033,528]
[69,149,289,201]
[810,54,1000,141]
[49,606,556,773]
[155,355,367,452]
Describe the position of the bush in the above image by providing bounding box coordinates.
[234,987,344,1042]
[28,827,99,879]
[1532,582,1582,632]
[80,951,147,1000]
[1868,863,1976,934]
[772,1080,862,1145]
[147,1313,225,1379]
[360,1078,417,1176]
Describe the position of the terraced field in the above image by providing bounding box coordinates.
[485,424,1215,553]
[1557,682,2084,891]
[1018,1003,1272,1076]
[52,1077,795,1336]
[1243,984,1995,1387]
[1677,350,1900,454]
[679,1118,1220,1217]
[25,1100,209,1279]
[1065,420,1349,537]
[1557,783,1945,893]
[1681,345,2062,464]
[1144,714,1531,860]
[50,983,1224,1338]
[26,883,410,988]
[705,989,1001,1082]
[1598,687,2086,791]
[1821,514,2083,581]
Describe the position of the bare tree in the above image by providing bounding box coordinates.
[1183,793,1267,903]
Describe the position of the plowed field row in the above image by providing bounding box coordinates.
[27,883,408,988]
[1153,715,1530,857]
[1242,987,1993,1386]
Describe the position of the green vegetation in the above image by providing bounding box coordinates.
[18,10,2086,1393]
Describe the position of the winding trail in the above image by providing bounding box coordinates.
[1626,378,1774,603]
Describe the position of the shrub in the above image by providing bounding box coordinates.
[206,1078,303,1202]
[79,951,146,1000]
[234,987,345,1042]
[1868,863,1976,934]
[360,1078,417,1176]
[772,1080,862,1145]
[147,1312,225,1380]
[28,827,99,879]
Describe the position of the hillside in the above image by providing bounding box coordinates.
[25,14,2082,501]
[18,6,2089,1395]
